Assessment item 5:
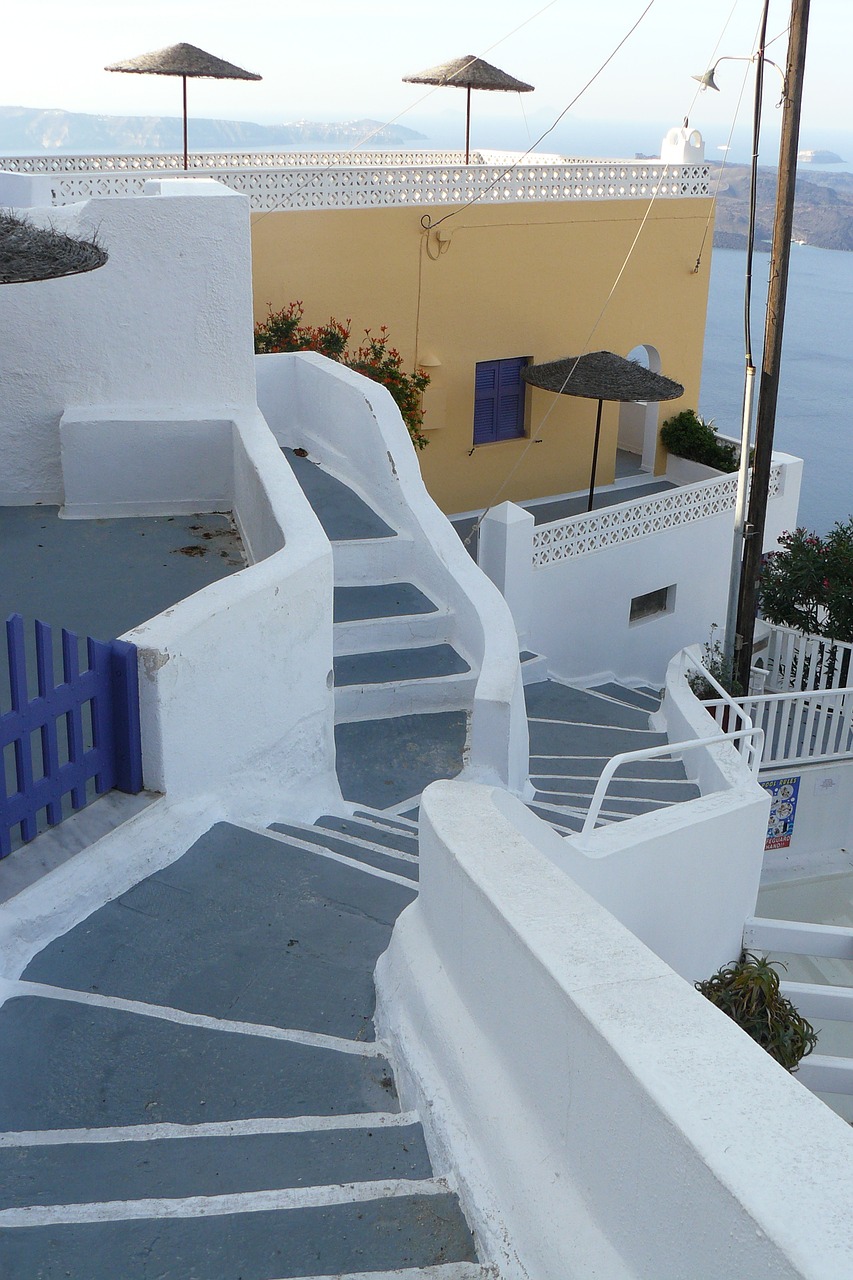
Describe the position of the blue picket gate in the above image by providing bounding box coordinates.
[1,613,143,859]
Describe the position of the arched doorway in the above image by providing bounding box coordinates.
[618,343,663,473]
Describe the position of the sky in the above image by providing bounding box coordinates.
[4,1,850,159]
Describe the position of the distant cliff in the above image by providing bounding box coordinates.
[712,163,853,252]
[0,105,425,153]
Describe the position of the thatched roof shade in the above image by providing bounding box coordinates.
[403,54,533,93]
[0,212,107,284]
[522,351,684,402]
[105,43,261,81]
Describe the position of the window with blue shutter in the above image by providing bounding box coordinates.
[473,357,529,445]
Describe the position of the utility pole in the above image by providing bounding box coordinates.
[734,0,810,694]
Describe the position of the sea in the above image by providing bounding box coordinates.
[698,244,853,536]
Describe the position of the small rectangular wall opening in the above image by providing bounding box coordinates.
[629,584,675,624]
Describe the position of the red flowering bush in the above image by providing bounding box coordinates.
[759,520,853,643]
[254,302,429,449]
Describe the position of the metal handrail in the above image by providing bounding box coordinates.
[580,726,765,835]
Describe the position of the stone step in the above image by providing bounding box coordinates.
[589,682,662,713]
[528,753,686,780]
[524,679,653,730]
[315,814,419,856]
[283,450,395,541]
[334,582,438,623]
[268,822,418,883]
[532,788,679,817]
[0,1120,432,1210]
[0,1185,477,1280]
[334,644,471,688]
[21,823,415,1041]
[528,773,699,803]
[0,996,398,1133]
[527,720,668,758]
[335,714,467,810]
[353,808,419,833]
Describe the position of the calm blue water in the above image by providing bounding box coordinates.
[699,245,853,535]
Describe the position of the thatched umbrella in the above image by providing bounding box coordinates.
[522,352,684,512]
[403,54,533,163]
[0,212,107,284]
[105,42,261,170]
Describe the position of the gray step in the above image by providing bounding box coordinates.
[334,583,438,623]
[532,789,680,817]
[529,753,686,780]
[284,450,395,541]
[0,1122,432,1209]
[525,802,585,834]
[0,996,399,1132]
[334,644,470,688]
[525,680,652,730]
[589,682,662,712]
[335,714,467,810]
[528,774,699,803]
[315,814,419,855]
[269,821,418,883]
[528,721,668,757]
[0,1188,477,1280]
[22,823,415,1041]
[354,808,419,833]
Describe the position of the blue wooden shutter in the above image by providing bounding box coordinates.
[473,360,499,444]
[496,357,527,440]
[473,358,527,444]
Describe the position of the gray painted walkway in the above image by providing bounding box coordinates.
[0,506,245,642]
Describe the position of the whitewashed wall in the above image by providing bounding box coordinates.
[479,456,802,686]
[0,180,256,505]
[376,779,853,1280]
[256,351,529,793]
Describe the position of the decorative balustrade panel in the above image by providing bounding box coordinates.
[3,152,710,210]
[532,466,782,568]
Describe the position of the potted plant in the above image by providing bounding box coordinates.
[687,625,743,727]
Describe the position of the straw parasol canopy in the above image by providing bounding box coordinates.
[0,212,107,284]
[105,43,261,170]
[522,352,684,511]
[403,54,533,163]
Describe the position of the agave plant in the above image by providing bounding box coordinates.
[695,952,818,1072]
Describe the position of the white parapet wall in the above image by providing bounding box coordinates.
[0,179,257,506]
[256,351,530,793]
[479,455,803,686]
[376,779,853,1280]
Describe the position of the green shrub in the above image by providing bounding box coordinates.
[695,953,818,1072]
[660,409,739,472]
[254,302,430,449]
[759,520,853,645]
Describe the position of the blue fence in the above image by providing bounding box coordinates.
[1,614,143,859]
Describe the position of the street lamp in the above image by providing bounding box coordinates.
[693,54,786,103]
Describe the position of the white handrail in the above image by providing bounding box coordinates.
[581,726,765,834]
[722,684,853,768]
[681,648,754,737]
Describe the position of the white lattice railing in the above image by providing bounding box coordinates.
[531,465,783,568]
[723,686,853,768]
[2,151,711,211]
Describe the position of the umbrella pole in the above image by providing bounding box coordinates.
[182,75,188,170]
[465,86,471,163]
[587,398,604,512]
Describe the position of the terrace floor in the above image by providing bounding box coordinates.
[1,506,246,643]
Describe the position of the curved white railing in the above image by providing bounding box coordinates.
[581,725,764,834]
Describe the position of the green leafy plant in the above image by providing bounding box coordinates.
[759,521,853,645]
[695,952,818,1072]
[660,409,739,473]
[687,623,743,699]
[254,302,430,449]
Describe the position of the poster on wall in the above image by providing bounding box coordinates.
[761,776,801,850]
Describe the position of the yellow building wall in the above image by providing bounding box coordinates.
[251,196,714,515]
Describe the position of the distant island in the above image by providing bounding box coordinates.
[710,163,853,252]
[0,105,425,154]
